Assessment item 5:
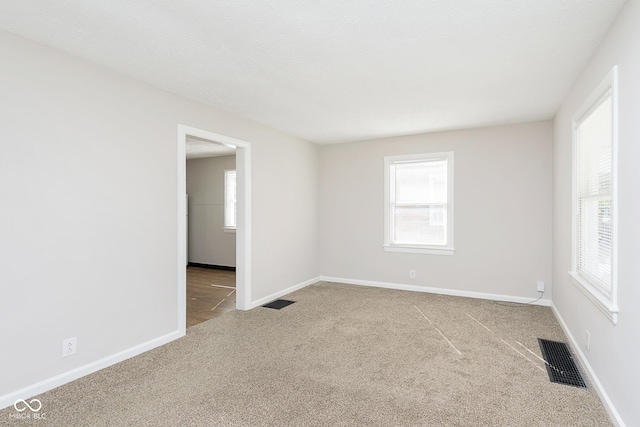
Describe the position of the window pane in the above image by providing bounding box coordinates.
[577,96,612,197]
[393,205,446,245]
[576,93,612,294]
[395,160,447,203]
[578,197,612,294]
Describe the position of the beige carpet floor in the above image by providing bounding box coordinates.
[1,282,612,426]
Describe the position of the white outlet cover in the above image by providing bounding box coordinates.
[62,337,77,357]
[586,331,591,351]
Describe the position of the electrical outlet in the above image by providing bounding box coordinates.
[586,330,591,351]
[409,270,416,279]
[62,337,77,357]
[536,281,545,292]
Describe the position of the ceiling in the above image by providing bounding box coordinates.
[0,1,626,144]
[186,136,236,160]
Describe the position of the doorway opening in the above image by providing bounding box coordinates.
[177,125,251,334]
[186,137,236,327]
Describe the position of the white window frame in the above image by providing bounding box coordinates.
[383,152,455,255]
[224,169,237,233]
[569,66,619,324]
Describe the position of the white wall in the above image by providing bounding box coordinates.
[552,1,640,425]
[320,121,553,301]
[186,155,236,267]
[0,30,319,403]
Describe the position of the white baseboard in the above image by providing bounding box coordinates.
[0,330,183,411]
[319,276,551,306]
[249,276,322,309]
[551,303,625,427]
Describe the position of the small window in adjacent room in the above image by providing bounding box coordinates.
[383,152,454,255]
[224,170,237,232]
[570,66,618,324]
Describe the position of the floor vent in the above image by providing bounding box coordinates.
[538,339,588,389]
[262,299,296,310]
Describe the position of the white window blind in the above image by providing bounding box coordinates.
[392,160,447,245]
[569,65,618,323]
[576,93,613,297]
[224,170,237,228]
[384,152,454,255]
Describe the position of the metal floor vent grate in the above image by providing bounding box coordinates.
[262,299,296,310]
[538,339,588,389]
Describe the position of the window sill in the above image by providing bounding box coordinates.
[568,271,618,324]
[383,245,455,256]
[223,227,236,234]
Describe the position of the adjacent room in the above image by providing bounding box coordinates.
[185,137,238,326]
[1,1,638,425]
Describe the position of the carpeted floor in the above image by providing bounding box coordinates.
[1,282,612,426]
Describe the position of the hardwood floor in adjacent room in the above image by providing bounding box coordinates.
[187,266,236,328]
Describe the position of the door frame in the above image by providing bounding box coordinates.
[177,124,252,334]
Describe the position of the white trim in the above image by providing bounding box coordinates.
[318,276,551,306]
[223,227,236,234]
[383,245,455,255]
[551,303,625,427]
[570,65,618,324]
[248,276,322,309]
[0,330,182,410]
[568,271,618,324]
[178,125,252,312]
[177,128,187,334]
[610,65,619,317]
[236,144,251,310]
[383,151,455,254]
[573,66,617,122]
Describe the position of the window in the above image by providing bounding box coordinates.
[384,152,454,255]
[570,66,618,324]
[224,170,236,231]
